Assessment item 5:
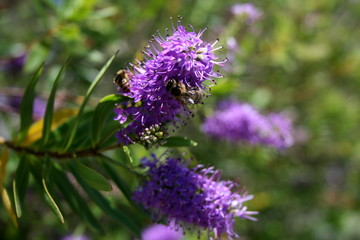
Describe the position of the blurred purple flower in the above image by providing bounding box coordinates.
[62,235,89,240]
[224,37,240,72]
[134,154,257,239]
[231,3,262,23]
[0,91,46,120]
[141,224,183,240]
[114,19,224,145]
[0,53,26,75]
[227,37,239,52]
[201,100,294,150]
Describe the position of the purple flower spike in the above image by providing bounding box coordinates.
[201,100,294,150]
[141,223,183,240]
[231,3,262,24]
[134,155,257,240]
[114,19,224,145]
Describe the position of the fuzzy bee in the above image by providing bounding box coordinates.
[166,79,205,105]
[113,70,133,93]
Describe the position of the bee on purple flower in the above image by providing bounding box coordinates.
[114,17,225,146]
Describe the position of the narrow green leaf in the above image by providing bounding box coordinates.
[162,136,198,147]
[63,51,118,152]
[69,163,141,235]
[101,159,134,205]
[28,158,67,224]
[38,110,92,151]
[42,60,68,146]
[13,153,30,217]
[96,120,120,148]
[19,63,44,138]
[75,162,112,191]
[42,156,64,223]
[122,146,133,164]
[91,94,127,147]
[53,168,103,233]
[20,108,78,147]
[99,94,128,103]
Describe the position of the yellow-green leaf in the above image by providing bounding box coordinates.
[0,147,8,183]
[21,108,78,146]
[2,188,18,227]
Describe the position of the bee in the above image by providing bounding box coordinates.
[186,87,206,104]
[166,79,205,105]
[113,70,132,93]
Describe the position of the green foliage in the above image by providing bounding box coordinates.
[91,94,128,147]
[163,136,198,148]
[42,60,68,146]
[52,167,104,233]
[100,158,135,207]
[19,63,44,140]
[74,161,112,192]
[68,162,141,236]
[13,153,29,217]
[62,52,118,152]
[42,155,65,223]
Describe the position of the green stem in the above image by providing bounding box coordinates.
[0,136,121,159]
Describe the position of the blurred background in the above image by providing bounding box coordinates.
[1,0,360,239]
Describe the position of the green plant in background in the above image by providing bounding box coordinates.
[1,0,360,239]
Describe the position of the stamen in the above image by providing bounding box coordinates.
[211,39,219,48]
[197,26,208,38]
[211,45,223,52]
[170,16,175,31]
[211,58,228,65]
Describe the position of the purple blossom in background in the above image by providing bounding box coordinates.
[227,37,239,52]
[0,91,46,120]
[231,3,262,23]
[61,235,89,240]
[133,154,257,239]
[114,19,224,145]
[224,37,240,72]
[141,224,183,240]
[0,53,26,75]
[201,100,294,150]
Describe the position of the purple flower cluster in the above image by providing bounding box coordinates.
[141,224,183,240]
[0,53,26,75]
[231,3,262,24]
[114,20,224,145]
[133,154,256,239]
[0,90,47,120]
[201,100,294,150]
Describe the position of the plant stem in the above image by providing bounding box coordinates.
[0,136,121,159]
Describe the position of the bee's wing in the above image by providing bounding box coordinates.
[186,90,201,104]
